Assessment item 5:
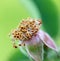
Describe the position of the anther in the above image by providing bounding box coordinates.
[38,20,42,25]
[23,43,25,46]
[19,44,21,46]
[13,45,17,48]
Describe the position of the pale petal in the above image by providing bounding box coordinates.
[24,34,44,61]
[38,30,58,52]
[25,41,44,61]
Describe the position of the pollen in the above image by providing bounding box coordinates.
[11,18,42,41]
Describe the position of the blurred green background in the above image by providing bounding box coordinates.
[0,0,60,61]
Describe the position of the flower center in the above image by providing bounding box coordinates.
[12,18,42,41]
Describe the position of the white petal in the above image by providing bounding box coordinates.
[24,34,44,61]
[25,42,44,61]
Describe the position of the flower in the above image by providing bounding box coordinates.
[9,18,58,61]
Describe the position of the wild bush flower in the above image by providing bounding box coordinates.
[9,18,58,61]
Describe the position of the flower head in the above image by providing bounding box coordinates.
[10,18,42,47]
[12,18,41,41]
[9,18,58,61]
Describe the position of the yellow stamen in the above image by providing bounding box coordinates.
[11,18,42,41]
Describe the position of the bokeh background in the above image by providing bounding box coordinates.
[0,0,60,61]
